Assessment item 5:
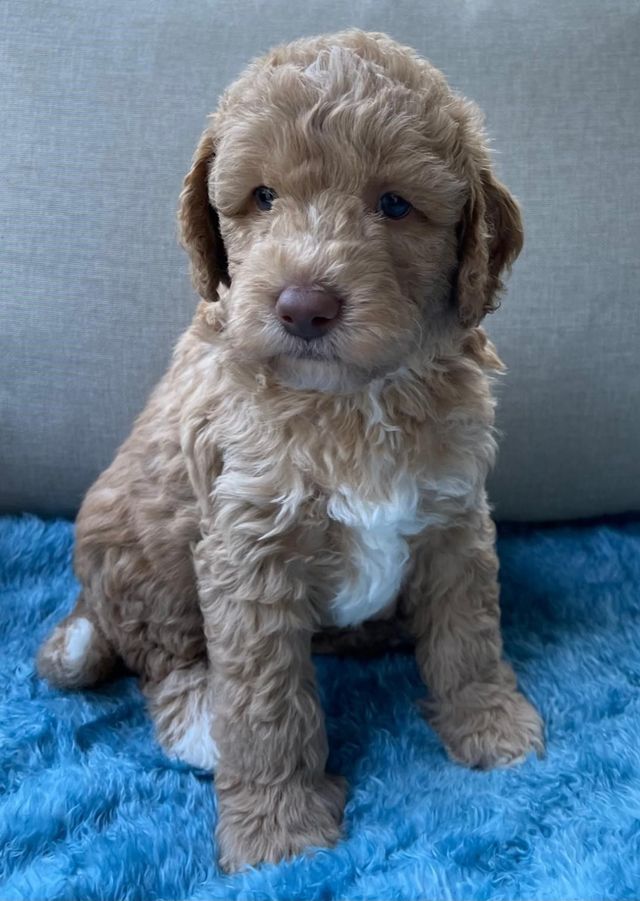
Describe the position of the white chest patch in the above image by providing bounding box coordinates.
[326,479,441,628]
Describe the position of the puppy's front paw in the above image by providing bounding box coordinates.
[216,773,345,872]
[426,681,544,770]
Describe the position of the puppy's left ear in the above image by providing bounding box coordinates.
[455,167,524,328]
[178,129,229,301]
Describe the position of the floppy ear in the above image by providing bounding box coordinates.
[455,168,524,328]
[177,129,229,301]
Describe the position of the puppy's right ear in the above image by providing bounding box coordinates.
[178,129,229,301]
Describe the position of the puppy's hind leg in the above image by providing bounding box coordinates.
[37,593,118,689]
[144,661,218,771]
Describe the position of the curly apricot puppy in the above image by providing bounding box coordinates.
[38,30,544,870]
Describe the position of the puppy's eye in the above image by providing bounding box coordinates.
[254,186,277,211]
[377,192,412,220]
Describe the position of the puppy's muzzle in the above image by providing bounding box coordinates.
[276,286,342,341]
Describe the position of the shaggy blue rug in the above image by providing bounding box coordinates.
[1,515,640,900]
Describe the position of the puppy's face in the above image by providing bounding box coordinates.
[180,34,523,393]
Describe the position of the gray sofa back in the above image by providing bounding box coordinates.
[2,0,639,521]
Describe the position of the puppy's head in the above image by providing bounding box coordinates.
[179,31,523,392]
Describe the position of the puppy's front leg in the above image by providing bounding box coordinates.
[194,532,344,872]
[407,512,544,769]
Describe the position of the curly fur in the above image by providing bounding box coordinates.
[37,30,540,870]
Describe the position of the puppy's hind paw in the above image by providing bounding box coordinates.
[37,602,116,690]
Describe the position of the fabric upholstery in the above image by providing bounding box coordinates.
[1,0,639,519]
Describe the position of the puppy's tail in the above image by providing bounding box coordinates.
[37,593,118,689]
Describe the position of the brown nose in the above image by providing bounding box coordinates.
[275,286,341,340]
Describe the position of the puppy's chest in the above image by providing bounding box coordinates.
[323,476,436,628]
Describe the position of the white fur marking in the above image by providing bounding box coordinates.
[171,711,218,770]
[169,701,219,771]
[327,478,445,628]
[64,618,94,666]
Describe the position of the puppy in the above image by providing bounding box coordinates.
[38,30,544,870]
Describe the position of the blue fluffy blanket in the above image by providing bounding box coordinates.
[1,515,640,900]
